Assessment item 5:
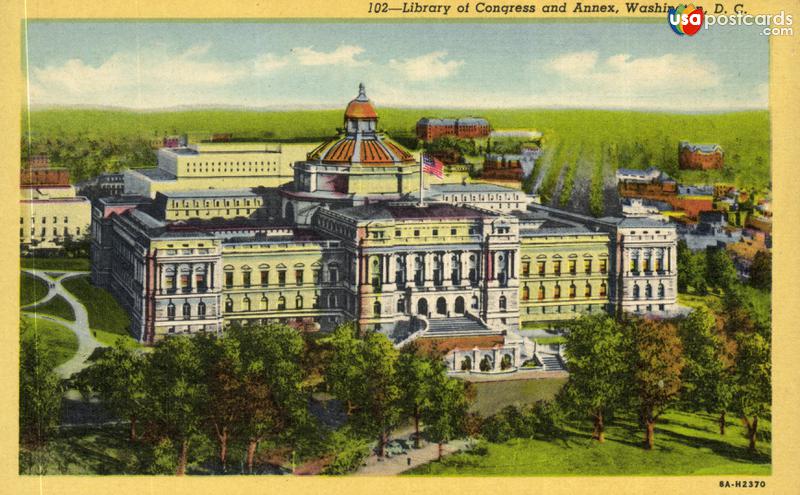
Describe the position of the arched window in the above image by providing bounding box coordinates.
[242,297,251,312]
[633,284,640,299]
[182,302,191,319]
[373,300,381,316]
[397,297,405,313]
[460,356,472,371]
[585,283,592,297]
[569,283,576,299]
[436,297,447,315]
[198,302,206,317]
[645,283,653,299]
[522,285,530,300]
[278,296,286,310]
[296,295,303,309]
[499,295,507,311]
[471,295,479,309]
[328,294,337,308]
[538,285,545,300]
[225,298,233,312]
[455,296,465,313]
[600,282,607,297]
[658,283,665,298]
[261,296,268,310]
[554,284,561,299]
[167,302,176,320]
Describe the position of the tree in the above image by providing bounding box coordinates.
[144,336,206,475]
[731,332,771,452]
[676,240,692,293]
[706,247,738,292]
[678,307,733,434]
[193,333,244,472]
[228,323,309,473]
[356,331,402,457]
[749,250,771,291]
[326,322,365,416]
[397,347,436,448]
[422,373,469,460]
[74,341,147,441]
[626,318,685,450]
[19,321,62,453]
[561,315,628,442]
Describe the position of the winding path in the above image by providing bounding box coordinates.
[22,269,101,379]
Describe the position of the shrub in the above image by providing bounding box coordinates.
[321,429,371,475]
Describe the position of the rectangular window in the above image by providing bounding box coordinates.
[585,260,592,274]
[313,269,321,284]
[600,259,607,274]
[537,261,545,276]
[278,271,286,287]
[329,268,338,284]
[569,260,576,275]
[260,270,269,287]
[296,269,304,286]
[225,272,233,288]
[243,272,251,288]
[521,261,530,277]
[451,228,457,236]
[554,261,561,276]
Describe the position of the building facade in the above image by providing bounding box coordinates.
[20,164,90,252]
[90,85,680,374]
[416,117,490,141]
[679,141,724,170]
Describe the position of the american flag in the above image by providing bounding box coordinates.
[422,153,444,179]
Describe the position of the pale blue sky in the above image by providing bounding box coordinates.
[24,21,769,111]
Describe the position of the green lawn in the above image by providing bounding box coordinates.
[62,275,136,347]
[534,336,566,345]
[471,378,567,416]
[408,410,770,476]
[21,257,90,271]
[20,272,49,306]
[27,295,75,322]
[20,314,78,368]
[678,291,723,313]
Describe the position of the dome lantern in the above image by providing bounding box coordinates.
[344,83,378,134]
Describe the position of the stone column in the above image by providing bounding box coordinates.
[472,348,479,372]
[442,250,452,286]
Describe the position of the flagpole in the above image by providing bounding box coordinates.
[419,152,425,207]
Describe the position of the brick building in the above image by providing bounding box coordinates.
[416,117,490,141]
[679,142,724,170]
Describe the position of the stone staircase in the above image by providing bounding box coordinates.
[538,353,566,372]
[424,316,497,337]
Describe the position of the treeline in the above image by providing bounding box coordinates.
[20,322,473,475]
[479,297,770,453]
[677,241,772,294]
[21,135,156,182]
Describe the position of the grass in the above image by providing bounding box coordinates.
[27,295,76,322]
[471,378,567,416]
[678,290,724,313]
[61,275,136,347]
[20,314,78,368]
[21,257,90,271]
[534,336,566,345]
[407,410,771,476]
[20,272,49,306]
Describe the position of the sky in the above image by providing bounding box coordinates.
[23,21,769,112]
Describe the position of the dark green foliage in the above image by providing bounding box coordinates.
[321,427,371,475]
[73,340,147,442]
[561,315,628,441]
[19,319,63,463]
[749,250,771,291]
[731,332,771,452]
[422,372,470,459]
[706,247,739,292]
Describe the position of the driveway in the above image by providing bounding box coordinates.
[22,270,101,379]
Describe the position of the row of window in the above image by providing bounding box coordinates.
[521,282,607,301]
[522,259,607,277]
[223,293,339,313]
[21,227,80,238]
[171,198,261,208]
[20,216,71,224]
[368,227,477,240]
[224,268,339,288]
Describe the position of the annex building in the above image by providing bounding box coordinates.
[91,85,678,373]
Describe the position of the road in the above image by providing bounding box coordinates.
[22,269,101,379]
